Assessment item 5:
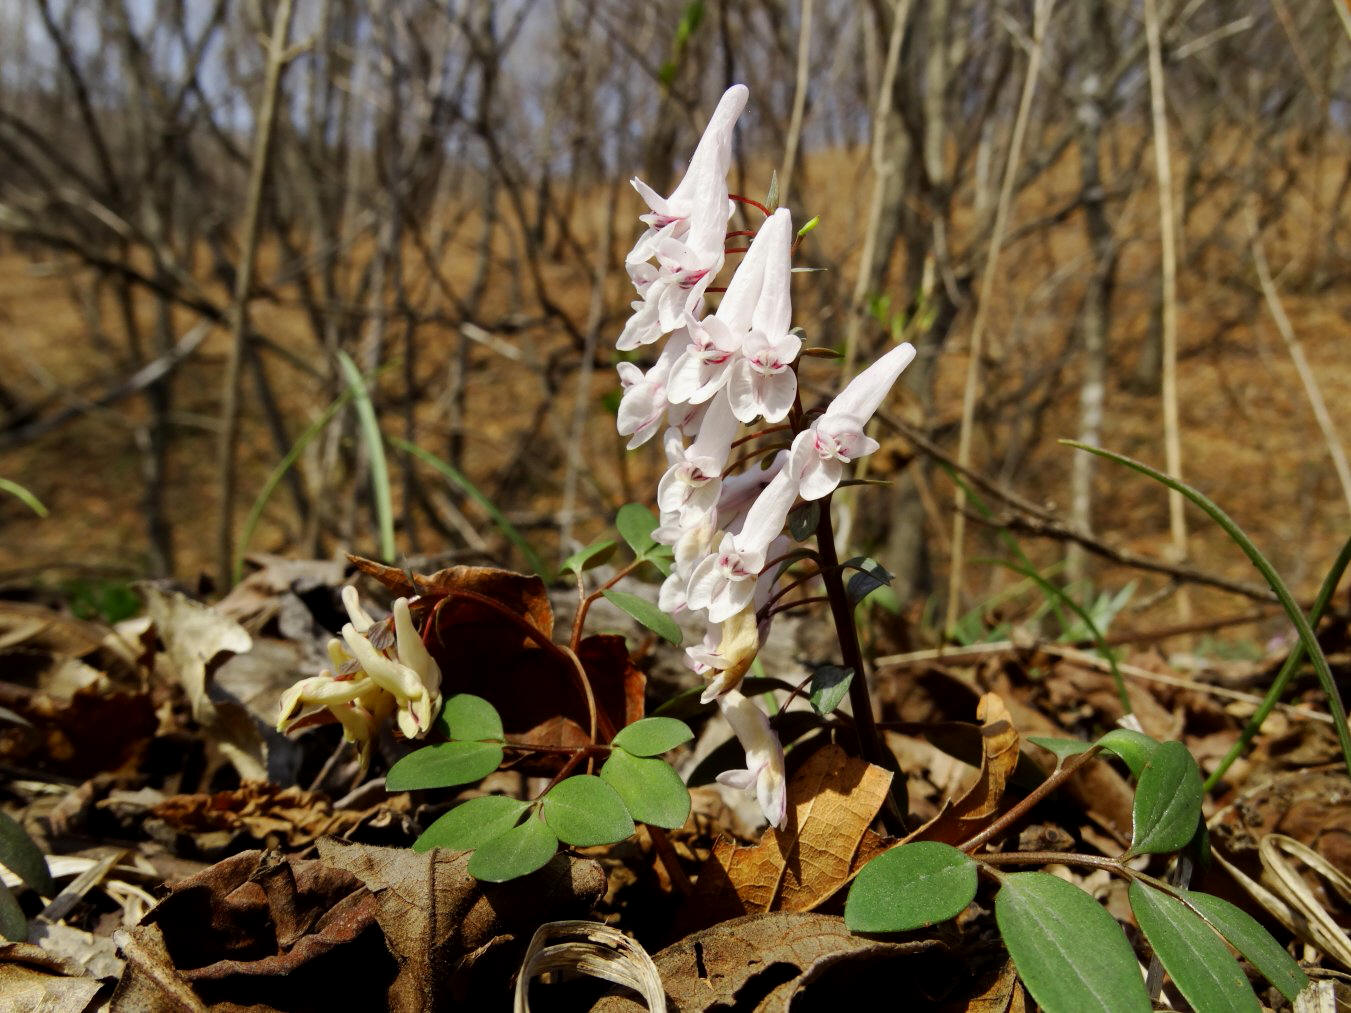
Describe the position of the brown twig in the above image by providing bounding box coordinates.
[959,748,1102,853]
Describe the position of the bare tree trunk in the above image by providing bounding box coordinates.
[215,0,296,589]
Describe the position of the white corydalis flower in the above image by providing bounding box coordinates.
[667,208,795,407]
[789,342,917,501]
[685,466,798,623]
[616,337,683,449]
[655,389,739,523]
[716,688,788,829]
[725,211,800,423]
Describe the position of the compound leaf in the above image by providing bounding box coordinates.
[386,740,503,791]
[541,775,635,846]
[435,693,504,742]
[467,814,558,882]
[611,717,693,756]
[413,796,529,853]
[601,589,682,646]
[600,750,691,829]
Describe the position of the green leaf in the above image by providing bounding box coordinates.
[386,740,504,791]
[600,750,691,829]
[561,539,618,575]
[1129,882,1261,1012]
[616,503,660,559]
[413,796,529,853]
[845,557,892,605]
[788,500,820,541]
[467,814,558,882]
[541,775,635,846]
[0,882,24,942]
[601,589,682,646]
[1129,740,1203,856]
[337,351,395,564]
[995,872,1151,1013]
[1097,728,1159,778]
[611,717,693,756]
[0,811,51,895]
[844,842,978,933]
[809,665,854,715]
[1027,736,1096,763]
[1183,890,1309,1001]
[796,214,820,238]
[436,694,504,742]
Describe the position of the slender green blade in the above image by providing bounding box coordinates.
[436,693,504,742]
[1129,882,1260,1012]
[600,750,691,829]
[615,503,660,558]
[1130,740,1203,856]
[845,842,978,933]
[601,589,682,646]
[610,717,693,756]
[386,740,503,791]
[391,436,551,581]
[0,478,48,518]
[996,872,1151,1013]
[1063,440,1351,781]
[337,351,395,564]
[467,814,558,882]
[414,796,529,853]
[1184,890,1309,1002]
[0,882,25,942]
[0,811,52,895]
[540,775,635,846]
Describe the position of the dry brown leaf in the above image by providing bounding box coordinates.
[143,587,252,722]
[919,693,1020,846]
[684,743,891,925]
[317,838,606,1009]
[0,942,107,1012]
[594,912,942,1012]
[952,959,1025,1013]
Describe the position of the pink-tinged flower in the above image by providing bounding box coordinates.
[685,468,798,623]
[630,85,747,260]
[655,390,739,523]
[716,689,788,829]
[667,208,796,406]
[727,329,801,423]
[716,451,786,534]
[790,342,916,500]
[616,338,682,448]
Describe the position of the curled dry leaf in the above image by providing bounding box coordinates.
[914,692,1020,846]
[683,743,891,928]
[514,920,665,1013]
[594,912,942,1013]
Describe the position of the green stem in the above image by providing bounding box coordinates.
[1204,531,1351,790]
[1064,440,1351,781]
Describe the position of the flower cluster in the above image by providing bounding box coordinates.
[277,586,442,772]
[617,85,916,827]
